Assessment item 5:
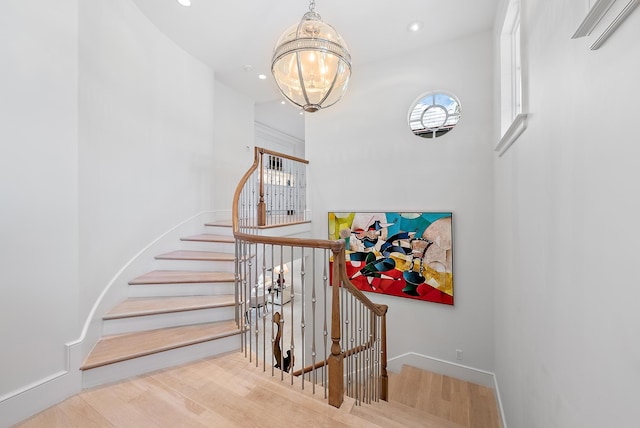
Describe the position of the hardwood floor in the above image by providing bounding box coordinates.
[15,352,502,428]
[388,365,502,428]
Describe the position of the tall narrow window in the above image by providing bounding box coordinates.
[510,16,522,121]
[496,0,527,156]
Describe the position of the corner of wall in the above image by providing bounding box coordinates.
[388,352,507,428]
[0,340,83,428]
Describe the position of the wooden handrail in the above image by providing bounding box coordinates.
[292,345,372,377]
[232,146,261,232]
[258,147,310,164]
[234,231,344,253]
[232,147,309,231]
[234,230,388,318]
[338,263,389,317]
[233,147,388,407]
[292,304,388,377]
[233,147,309,228]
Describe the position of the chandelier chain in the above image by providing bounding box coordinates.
[309,0,316,12]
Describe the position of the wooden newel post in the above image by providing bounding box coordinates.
[257,148,266,226]
[328,248,344,408]
[379,304,389,402]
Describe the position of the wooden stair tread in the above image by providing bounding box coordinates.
[362,400,468,428]
[155,250,235,261]
[204,220,232,227]
[81,321,240,370]
[128,270,235,285]
[104,295,235,319]
[180,234,235,243]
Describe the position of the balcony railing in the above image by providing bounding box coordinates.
[236,147,309,229]
[232,147,388,408]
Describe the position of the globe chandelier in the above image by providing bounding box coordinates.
[271,0,352,112]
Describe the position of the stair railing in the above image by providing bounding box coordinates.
[237,147,309,228]
[232,147,388,408]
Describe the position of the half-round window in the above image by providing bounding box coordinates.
[408,92,461,138]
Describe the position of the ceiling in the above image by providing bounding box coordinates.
[130,0,500,105]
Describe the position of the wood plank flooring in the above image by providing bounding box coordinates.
[17,352,502,428]
[388,365,502,428]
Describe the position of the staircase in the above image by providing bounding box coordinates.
[80,220,242,388]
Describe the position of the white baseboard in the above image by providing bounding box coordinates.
[0,341,83,428]
[492,372,509,428]
[388,352,507,428]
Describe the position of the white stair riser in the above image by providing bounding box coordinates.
[127,282,235,298]
[81,334,241,389]
[180,240,236,253]
[152,259,235,271]
[103,306,236,335]
[203,225,233,234]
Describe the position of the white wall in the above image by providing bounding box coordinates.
[0,0,79,397]
[306,32,495,372]
[212,80,256,213]
[1,0,225,423]
[493,2,640,427]
[255,122,305,159]
[78,0,217,326]
[255,99,305,142]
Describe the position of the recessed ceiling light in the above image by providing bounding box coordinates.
[407,21,423,32]
[177,0,191,6]
[258,74,267,80]
[281,101,286,105]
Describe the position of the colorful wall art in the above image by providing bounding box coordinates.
[328,212,453,305]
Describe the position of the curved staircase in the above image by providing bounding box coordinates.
[80,220,242,388]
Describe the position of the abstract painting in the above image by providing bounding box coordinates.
[328,212,453,305]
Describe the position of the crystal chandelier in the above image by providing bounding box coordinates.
[271,0,352,112]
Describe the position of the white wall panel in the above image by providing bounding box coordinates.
[306,31,496,373]
[78,0,216,327]
[493,1,640,427]
[0,0,79,398]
